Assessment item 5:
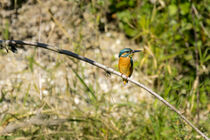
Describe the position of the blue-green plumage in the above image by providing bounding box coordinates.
[130,58,133,68]
[119,48,132,57]
[118,48,141,84]
[119,48,134,67]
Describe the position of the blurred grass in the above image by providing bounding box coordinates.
[0,0,209,139]
[109,0,210,110]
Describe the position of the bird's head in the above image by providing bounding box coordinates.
[119,48,141,58]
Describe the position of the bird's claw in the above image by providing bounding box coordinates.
[120,73,128,79]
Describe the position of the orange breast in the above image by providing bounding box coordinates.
[118,57,133,77]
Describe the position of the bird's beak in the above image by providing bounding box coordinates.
[132,50,141,53]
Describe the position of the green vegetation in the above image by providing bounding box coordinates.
[110,0,210,114]
[0,0,209,139]
[107,0,210,138]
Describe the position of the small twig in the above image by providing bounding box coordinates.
[0,40,209,140]
[0,115,86,135]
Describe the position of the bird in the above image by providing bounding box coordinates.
[118,48,141,84]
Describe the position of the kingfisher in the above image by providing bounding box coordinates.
[118,48,141,84]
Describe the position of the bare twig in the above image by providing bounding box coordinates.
[0,115,86,135]
[0,40,209,140]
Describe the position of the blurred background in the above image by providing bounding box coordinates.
[0,0,209,139]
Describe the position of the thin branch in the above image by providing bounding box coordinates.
[0,40,209,140]
[0,115,86,135]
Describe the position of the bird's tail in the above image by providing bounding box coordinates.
[123,79,128,85]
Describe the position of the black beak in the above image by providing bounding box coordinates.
[132,50,141,53]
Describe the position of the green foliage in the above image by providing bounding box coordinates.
[0,0,209,139]
[109,0,210,100]
[108,0,210,138]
